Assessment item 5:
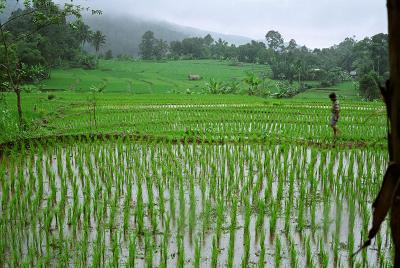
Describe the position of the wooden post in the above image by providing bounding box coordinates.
[387,0,400,265]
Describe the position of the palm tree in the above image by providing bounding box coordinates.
[75,21,92,49]
[91,30,106,54]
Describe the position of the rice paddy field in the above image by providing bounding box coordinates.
[41,60,272,93]
[0,88,391,267]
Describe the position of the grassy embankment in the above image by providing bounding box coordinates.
[1,59,375,145]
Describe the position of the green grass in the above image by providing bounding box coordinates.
[0,61,390,267]
[295,81,361,100]
[1,90,385,146]
[42,59,270,93]
[1,60,380,145]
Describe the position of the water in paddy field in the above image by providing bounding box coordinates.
[0,140,392,267]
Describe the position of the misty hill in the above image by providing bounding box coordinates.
[84,14,253,56]
[0,0,23,21]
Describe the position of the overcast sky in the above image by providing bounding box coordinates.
[79,0,387,48]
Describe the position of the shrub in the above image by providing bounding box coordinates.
[104,50,113,60]
[71,53,98,69]
[20,63,50,83]
[358,71,381,100]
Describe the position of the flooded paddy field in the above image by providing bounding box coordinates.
[0,138,392,267]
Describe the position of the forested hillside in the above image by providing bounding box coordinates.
[83,14,252,56]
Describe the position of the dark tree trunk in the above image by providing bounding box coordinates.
[387,0,400,265]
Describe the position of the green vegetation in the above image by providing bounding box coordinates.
[40,59,270,93]
[294,81,360,100]
[0,124,391,266]
[0,90,386,145]
[135,30,387,100]
[0,1,393,267]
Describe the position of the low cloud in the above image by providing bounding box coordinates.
[74,0,387,48]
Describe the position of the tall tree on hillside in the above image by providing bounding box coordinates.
[139,30,156,60]
[370,33,389,76]
[287,39,297,50]
[204,34,214,47]
[335,37,356,72]
[211,38,229,59]
[91,30,106,54]
[265,30,284,52]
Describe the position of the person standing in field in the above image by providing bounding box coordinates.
[329,92,340,139]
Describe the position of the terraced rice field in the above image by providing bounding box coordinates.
[0,94,390,267]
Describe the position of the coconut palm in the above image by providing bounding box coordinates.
[75,20,92,49]
[91,30,106,54]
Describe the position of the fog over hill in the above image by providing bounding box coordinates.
[84,14,253,56]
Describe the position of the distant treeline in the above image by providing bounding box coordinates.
[137,30,388,99]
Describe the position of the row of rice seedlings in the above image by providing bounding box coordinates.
[0,139,391,266]
[227,198,238,268]
[241,198,251,267]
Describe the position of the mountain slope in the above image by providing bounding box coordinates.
[84,14,253,56]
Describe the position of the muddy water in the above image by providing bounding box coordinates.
[0,141,391,267]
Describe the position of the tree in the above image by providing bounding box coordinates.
[170,40,182,58]
[74,20,92,49]
[91,30,106,54]
[104,49,113,60]
[0,0,86,127]
[287,39,297,50]
[139,30,156,60]
[336,37,356,72]
[203,34,214,47]
[265,30,284,52]
[237,41,266,63]
[358,71,380,100]
[211,38,228,59]
[153,38,168,60]
[370,33,389,76]
[181,37,207,59]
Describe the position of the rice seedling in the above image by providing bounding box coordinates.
[202,197,211,239]
[255,197,265,238]
[305,234,313,267]
[227,198,238,268]
[269,199,278,237]
[194,237,201,268]
[274,236,281,268]
[211,235,219,268]
[178,174,186,236]
[258,231,266,268]
[177,233,184,268]
[145,231,153,268]
[160,217,170,268]
[135,176,145,236]
[215,196,224,244]
[319,235,328,268]
[241,198,251,267]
